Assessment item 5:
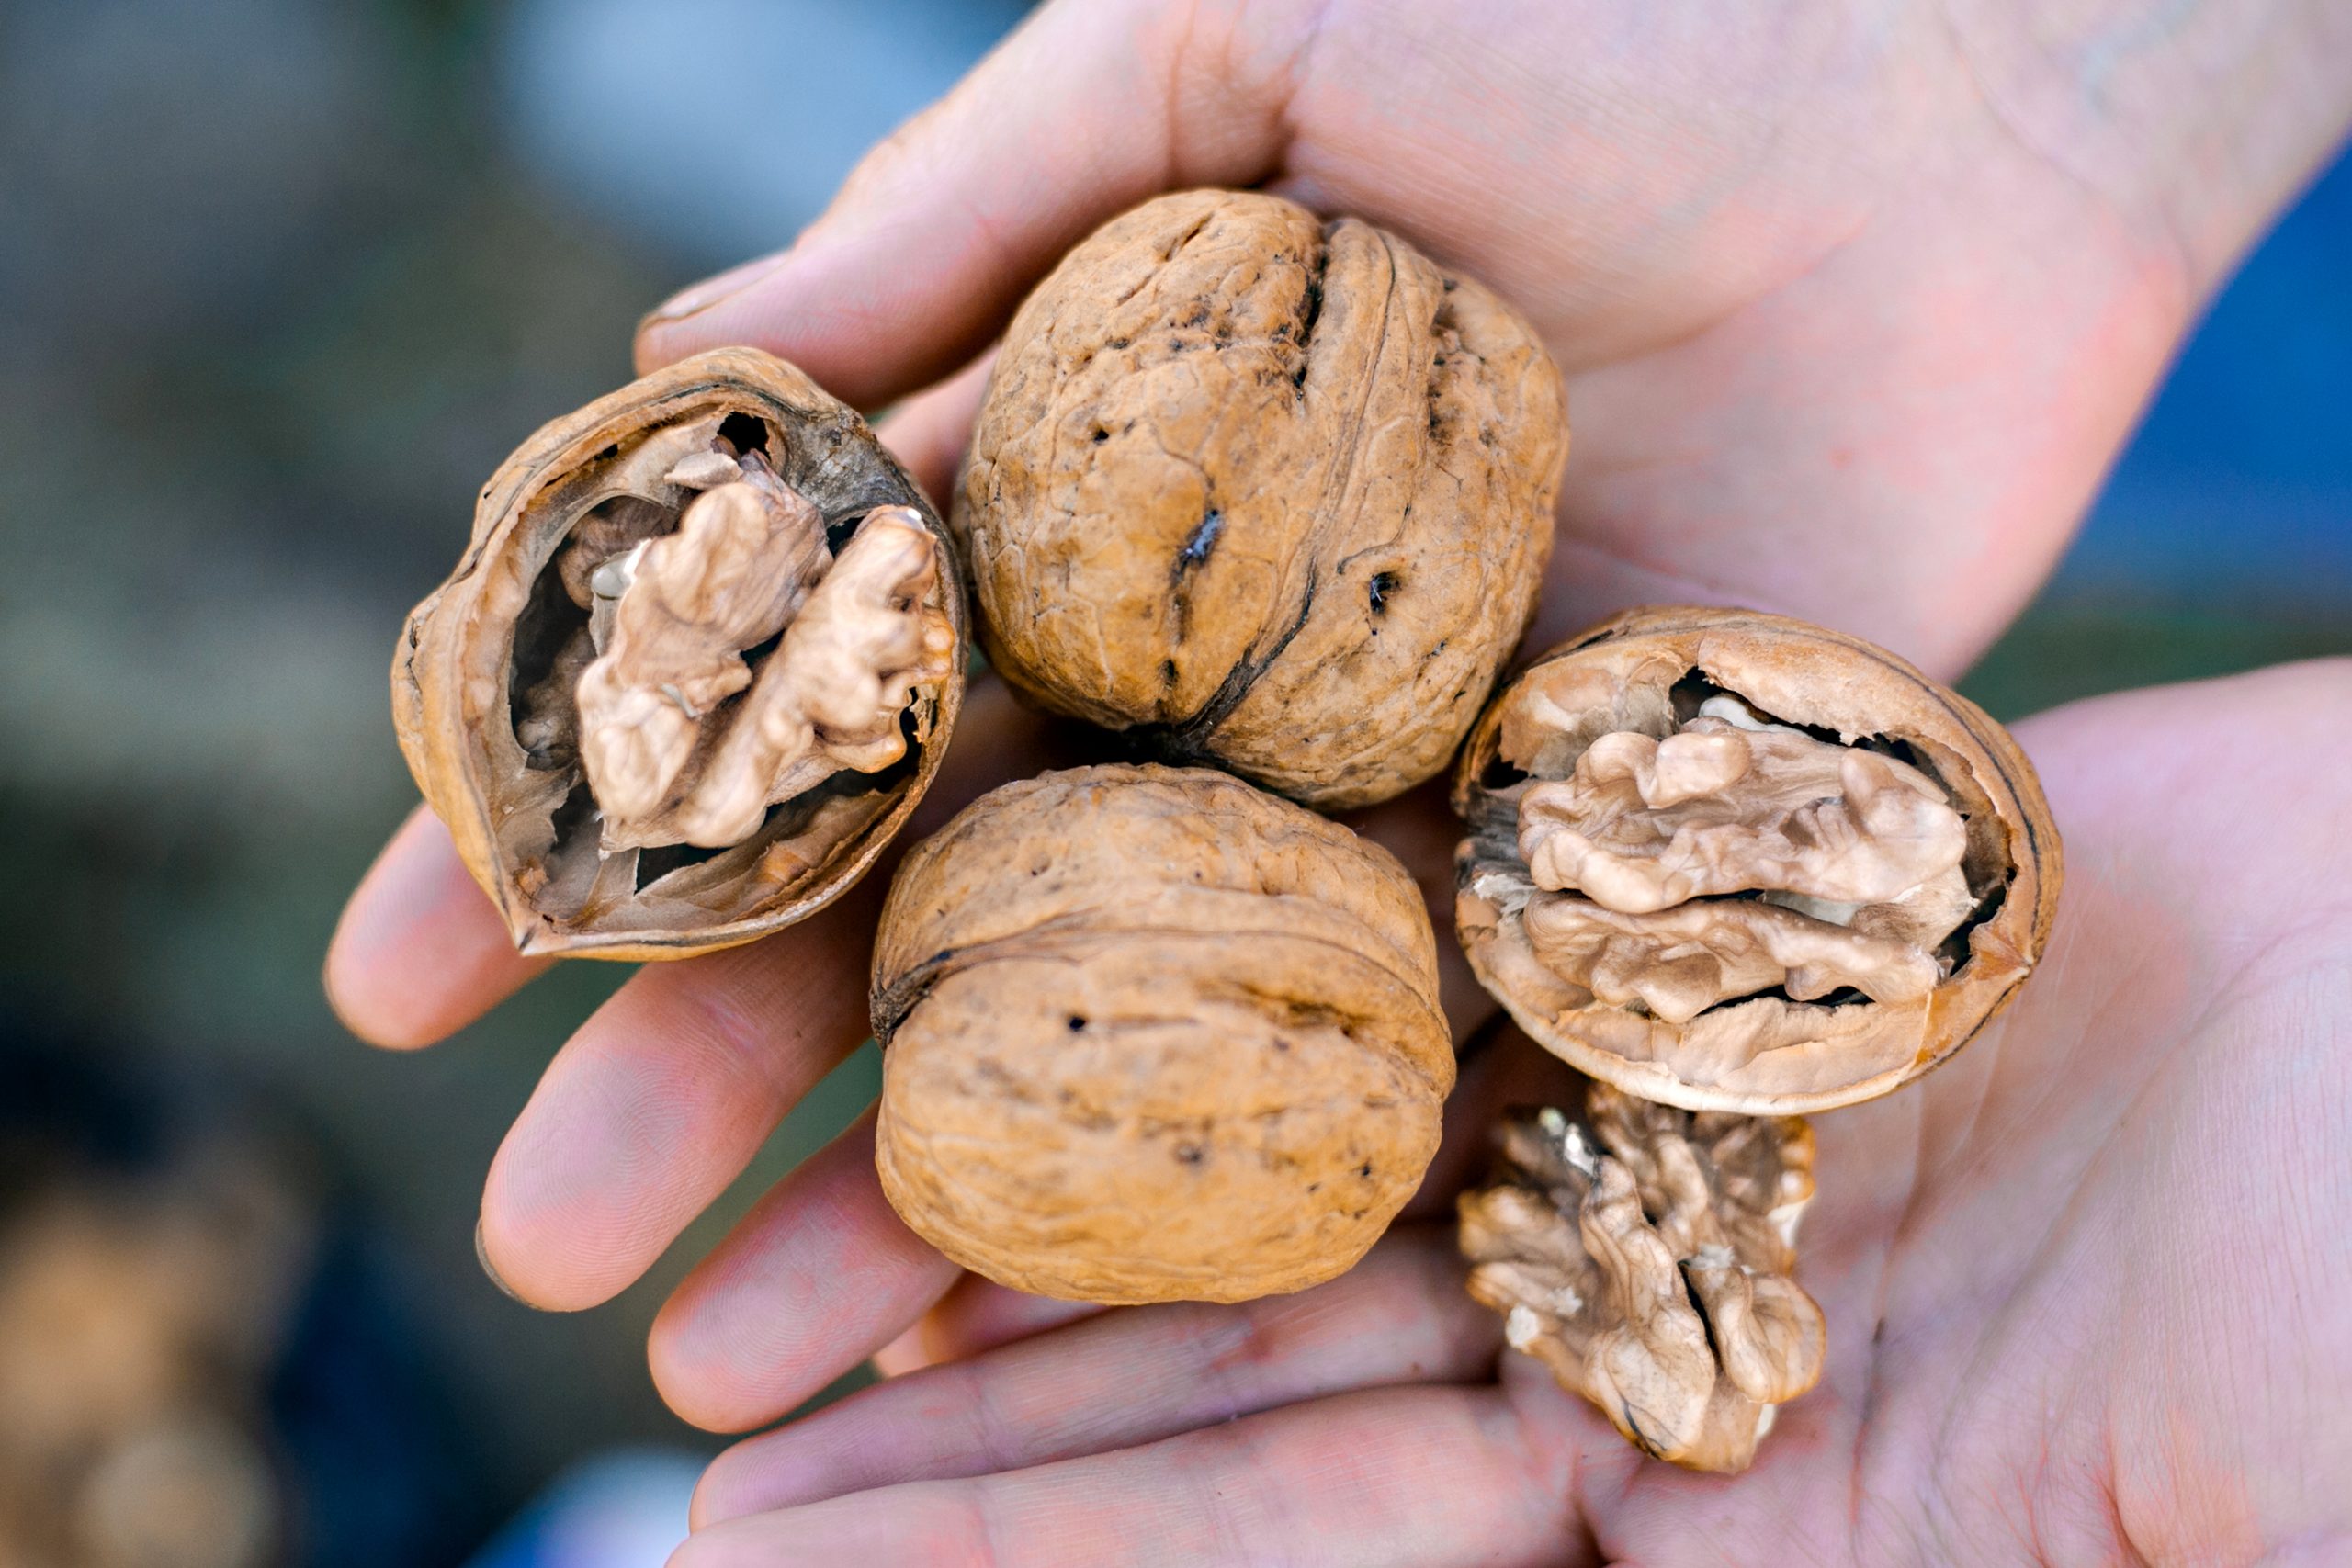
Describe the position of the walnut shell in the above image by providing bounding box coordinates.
[395,348,966,960]
[958,190,1567,811]
[1453,607,2062,1114]
[870,764,1454,1303]
[1459,1083,1824,1473]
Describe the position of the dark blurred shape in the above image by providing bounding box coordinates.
[0,1009,491,1568]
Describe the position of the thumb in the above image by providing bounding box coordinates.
[633,0,1323,407]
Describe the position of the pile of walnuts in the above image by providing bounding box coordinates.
[397,190,2060,1474]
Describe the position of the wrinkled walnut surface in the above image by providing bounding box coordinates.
[395,348,965,960]
[1454,607,2061,1113]
[959,190,1567,810]
[1459,1084,1824,1472]
[871,764,1454,1304]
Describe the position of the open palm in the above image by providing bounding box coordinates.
[322,2,2351,1562]
[662,662,2352,1564]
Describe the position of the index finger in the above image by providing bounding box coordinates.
[631,0,1313,401]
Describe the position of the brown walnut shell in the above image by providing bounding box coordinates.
[1453,606,2062,1114]
[958,189,1567,811]
[394,347,966,961]
[870,763,1454,1303]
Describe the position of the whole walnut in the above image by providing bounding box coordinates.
[870,764,1454,1303]
[957,190,1568,811]
[1453,606,2062,1114]
[395,348,965,960]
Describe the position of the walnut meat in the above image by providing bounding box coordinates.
[395,348,964,959]
[1454,607,2061,1113]
[957,190,1567,811]
[1459,1084,1824,1472]
[870,764,1454,1303]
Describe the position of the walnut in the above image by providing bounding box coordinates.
[869,763,1454,1303]
[1458,1083,1824,1472]
[1454,607,2061,1113]
[957,190,1568,811]
[395,348,965,959]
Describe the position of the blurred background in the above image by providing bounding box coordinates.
[0,0,2343,1562]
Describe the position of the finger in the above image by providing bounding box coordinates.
[672,1383,1592,1568]
[480,679,1053,1311]
[478,885,878,1312]
[650,1110,960,1433]
[634,0,1317,402]
[692,1223,1499,1526]
[871,1273,1105,1378]
[324,806,548,1049]
[871,350,995,509]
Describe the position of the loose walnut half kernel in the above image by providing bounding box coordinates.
[870,764,1454,1304]
[394,348,966,960]
[1454,607,2061,1113]
[1459,1083,1824,1472]
[959,190,1567,810]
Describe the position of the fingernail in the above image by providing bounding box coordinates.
[639,249,793,332]
[476,1218,545,1310]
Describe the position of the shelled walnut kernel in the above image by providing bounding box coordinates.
[1460,1085,1824,1472]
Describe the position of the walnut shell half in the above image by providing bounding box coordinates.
[870,764,1454,1304]
[1453,607,2061,1114]
[958,190,1567,811]
[395,348,966,960]
[1460,1083,1825,1472]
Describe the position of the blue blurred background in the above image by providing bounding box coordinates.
[0,1,2342,1563]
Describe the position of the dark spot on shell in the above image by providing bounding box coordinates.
[1067,1014,1087,1032]
[1368,571,1400,614]
[1176,1143,1204,1166]
[1174,509,1224,576]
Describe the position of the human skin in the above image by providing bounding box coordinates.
[324,0,2352,1560]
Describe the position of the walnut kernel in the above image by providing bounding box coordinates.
[1454,607,2061,1113]
[395,348,965,959]
[1459,1084,1824,1472]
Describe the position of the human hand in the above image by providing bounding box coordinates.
[324,0,2350,1473]
[669,659,2352,1565]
